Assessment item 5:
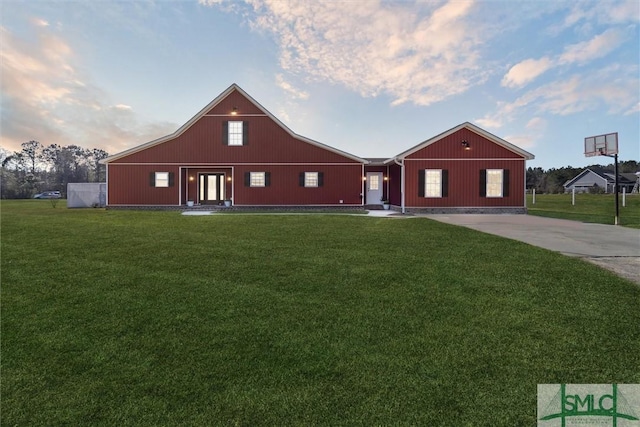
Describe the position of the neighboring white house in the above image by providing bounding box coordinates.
[563,169,637,193]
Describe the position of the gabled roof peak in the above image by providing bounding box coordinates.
[388,121,535,161]
[101,83,367,164]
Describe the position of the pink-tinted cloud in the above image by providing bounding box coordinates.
[203,0,486,107]
[0,23,175,154]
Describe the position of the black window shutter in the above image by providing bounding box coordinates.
[479,169,487,197]
[244,172,250,187]
[503,169,510,197]
[150,172,156,187]
[299,172,305,187]
[442,170,449,197]
[265,172,271,187]
[318,172,324,187]
[222,121,229,145]
[242,121,249,145]
[168,172,175,187]
[418,170,425,197]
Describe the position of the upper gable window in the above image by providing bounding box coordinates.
[223,121,248,146]
[228,121,243,146]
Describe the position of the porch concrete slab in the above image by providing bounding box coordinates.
[426,214,640,284]
[366,210,397,217]
[182,211,213,216]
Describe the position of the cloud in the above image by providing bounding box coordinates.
[275,74,309,100]
[30,17,49,27]
[502,27,628,89]
[502,57,553,88]
[0,24,175,155]
[569,0,639,27]
[204,0,487,106]
[479,63,638,129]
[558,28,625,65]
[526,117,547,132]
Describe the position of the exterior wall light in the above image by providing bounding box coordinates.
[189,176,195,181]
[227,176,232,182]
[461,140,471,150]
[231,106,238,115]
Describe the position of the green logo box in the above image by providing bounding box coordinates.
[538,384,640,427]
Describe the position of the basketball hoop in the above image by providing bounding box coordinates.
[584,132,620,225]
[585,132,618,157]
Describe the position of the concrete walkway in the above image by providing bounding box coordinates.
[426,214,640,284]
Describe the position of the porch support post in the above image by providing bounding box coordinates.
[394,157,406,214]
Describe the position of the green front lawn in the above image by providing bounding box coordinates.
[527,193,640,228]
[2,200,639,425]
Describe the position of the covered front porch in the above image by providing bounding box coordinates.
[181,167,233,206]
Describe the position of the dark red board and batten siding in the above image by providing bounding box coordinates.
[103,85,534,209]
[106,87,365,206]
[402,127,527,208]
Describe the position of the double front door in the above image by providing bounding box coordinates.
[199,173,225,204]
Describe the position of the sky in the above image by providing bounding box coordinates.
[1,0,639,170]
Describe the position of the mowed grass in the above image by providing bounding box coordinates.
[2,200,639,426]
[527,192,640,228]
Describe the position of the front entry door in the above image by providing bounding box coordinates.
[365,172,383,205]
[199,173,225,204]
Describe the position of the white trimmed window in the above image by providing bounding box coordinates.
[305,172,319,187]
[228,121,243,146]
[419,169,448,198]
[155,172,169,187]
[250,172,265,187]
[369,174,380,191]
[425,169,442,198]
[486,169,503,197]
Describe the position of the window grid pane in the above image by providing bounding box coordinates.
[486,169,503,197]
[250,172,265,187]
[305,172,318,187]
[155,172,169,187]
[228,121,243,146]
[369,175,379,190]
[425,169,442,198]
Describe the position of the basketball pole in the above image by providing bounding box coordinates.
[602,152,620,225]
[614,153,619,225]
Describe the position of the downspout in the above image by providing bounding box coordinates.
[361,163,365,206]
[393,157,405,214]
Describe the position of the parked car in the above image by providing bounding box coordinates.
[33,191,61,199]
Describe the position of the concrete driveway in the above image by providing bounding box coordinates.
[426,214,640,284]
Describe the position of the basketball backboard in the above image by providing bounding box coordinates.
[584,132,618,157]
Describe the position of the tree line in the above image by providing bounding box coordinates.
[526,160,639,193]
[1,141,109,199]
[1,140,637,198]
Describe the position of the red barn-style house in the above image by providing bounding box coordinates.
[102,84,534,213]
